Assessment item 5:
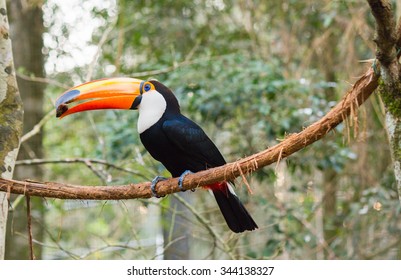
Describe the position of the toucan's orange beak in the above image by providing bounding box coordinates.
[55,77,144,118]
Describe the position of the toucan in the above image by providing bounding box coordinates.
[55,78,258,233]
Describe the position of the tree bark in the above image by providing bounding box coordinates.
[386,112,401,200]
[5,0,45,260]
[367,0,401,201]
[0,0,23,260]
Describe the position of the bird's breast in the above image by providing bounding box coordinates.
[139,122,204,177]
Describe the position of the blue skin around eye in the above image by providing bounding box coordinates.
[144,84,151,91]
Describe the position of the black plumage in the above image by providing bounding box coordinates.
[139,80,258,233]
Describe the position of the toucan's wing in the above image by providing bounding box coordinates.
[162,116,226,168]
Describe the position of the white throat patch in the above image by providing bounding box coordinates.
[137,90,167,134]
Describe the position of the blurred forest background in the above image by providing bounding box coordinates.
[4,0,400,259]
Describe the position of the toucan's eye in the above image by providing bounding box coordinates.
[144,83,151,92]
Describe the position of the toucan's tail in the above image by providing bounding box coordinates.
[211,182,258,233]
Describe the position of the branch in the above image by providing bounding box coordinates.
[367,0,397,66]
[363,236,401,259]
[20,109,55,143]
[0,67,379,199]
[15,157,146,178]
[85,17,118,82]
[16,72,70,89]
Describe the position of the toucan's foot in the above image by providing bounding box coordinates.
[150,176,167,198]
[178,170,195,192]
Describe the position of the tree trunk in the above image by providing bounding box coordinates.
[5,0,45,260]
[366,0,401,203]
[377,0,401,195]
[385,112,401,201]
[0,0,24,260]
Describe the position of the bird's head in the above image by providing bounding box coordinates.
[55,78,180,119]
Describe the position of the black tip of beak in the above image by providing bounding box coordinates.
[56,103,69,118]
[55,89,80,117]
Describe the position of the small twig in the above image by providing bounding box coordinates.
[291,212,337,259]
[41,225,79,259]
[363,237,401,259]
[83,159,108,184]
[79,243,142,259]
[173,193,237,259]
[130,63,188,78]
[129,52,226,78]
[15,157,147,179]
[86,18,118,82]
[21,109,55,144]
[26,195,35,260]
[16,72,70,89]
[151,236,187,260]
[10,194,23,210]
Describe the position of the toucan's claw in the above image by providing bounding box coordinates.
[178,170,194,192]
[150,176,167,198]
